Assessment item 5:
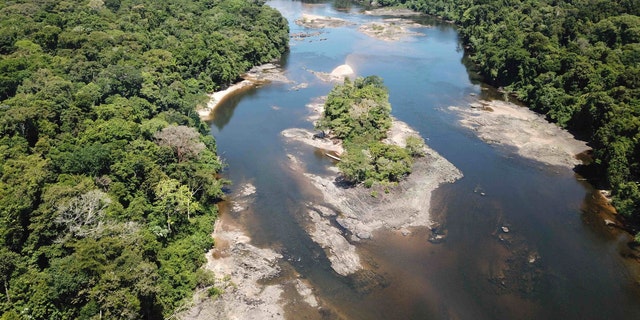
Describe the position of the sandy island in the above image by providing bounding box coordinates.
[449,99,590,168]
[362,8,424,16]
[295,13,428,42]
[359,19,426,41]
[281,97,463,276]
[295,13,353,28]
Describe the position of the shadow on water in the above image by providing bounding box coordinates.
[206,0,640,319]
[210,86,260,131]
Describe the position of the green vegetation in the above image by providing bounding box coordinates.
[0,0,288,318]
[318,76,422,186]
[374,0,640,223]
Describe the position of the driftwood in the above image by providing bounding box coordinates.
[325,153,341,161]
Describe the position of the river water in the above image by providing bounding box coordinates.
[207,1,640,318]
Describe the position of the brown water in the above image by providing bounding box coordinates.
[207,1,640,318]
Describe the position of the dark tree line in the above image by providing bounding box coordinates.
[372,0,640,227]
[0,0,288,318]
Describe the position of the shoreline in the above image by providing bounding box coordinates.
[197,80,255,120]
[449,99,590,168]
[197,63,290,120]
[295,12,430,42]
[179,183,327,320]
[362,8,424,17]
[281,97,463,275]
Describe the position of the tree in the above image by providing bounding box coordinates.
[0,0,288,316]
[322,76,416,186]
[405,136,426,157]
[318,76,391,141]
[55,189,112,239]
[154,125,205,163]
[154,179,200,233]
[0,248,20,304]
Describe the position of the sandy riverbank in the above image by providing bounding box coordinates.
[197,64,290,120]
[281,97,463,275]
[197,81,254,120]
[179,184,326,320]
[449,99,590,168]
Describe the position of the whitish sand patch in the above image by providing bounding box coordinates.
[197,64,290,120]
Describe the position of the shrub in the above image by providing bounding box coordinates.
[405,136,426,157]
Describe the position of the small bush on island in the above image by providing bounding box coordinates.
[318,76,420,186]
[405,136,427,157]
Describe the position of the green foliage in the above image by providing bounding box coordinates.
[405,136,426,157]
[321,76,414,185]
[317,76,391,141]
[207,287,224,298]
[373,0,640,221]
[0,0,288,318]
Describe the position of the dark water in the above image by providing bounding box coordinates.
[207,1,640,318]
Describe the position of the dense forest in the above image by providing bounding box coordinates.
[373,0,640,227]
[0,0,288,318]
[318,76,425,186]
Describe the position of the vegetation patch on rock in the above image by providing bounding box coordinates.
[316,76,424,186]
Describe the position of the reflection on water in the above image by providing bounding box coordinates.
[211,87,260,131]
[207,1,640,319]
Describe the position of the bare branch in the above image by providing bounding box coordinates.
[55,190,112,238]
[153,125,206,162]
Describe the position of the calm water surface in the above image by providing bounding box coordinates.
[207,1,640,318]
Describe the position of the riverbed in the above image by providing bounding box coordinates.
[187,1,640,319]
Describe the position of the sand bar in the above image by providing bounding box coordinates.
[450,99,590,168]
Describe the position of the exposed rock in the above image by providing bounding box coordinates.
[281,128,344,154]
[307,209,362,276]
[295,13,353,28]
[307,64,355,82]
[239,183,257,197]
[291,31,324,41]
[230,182,257,213]
[244,63,291,83]
[295,279,319,308]
[284,97,462,239]
[450,100,590,168]
[290,82,309,91]
[362,8,424,16]
[179,219,285,320]
[358,19,426,41]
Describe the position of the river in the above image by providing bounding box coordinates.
[205,1,640,319]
